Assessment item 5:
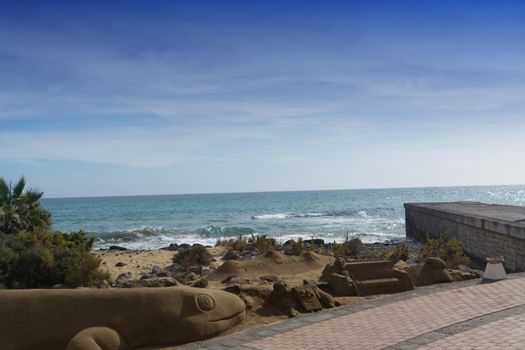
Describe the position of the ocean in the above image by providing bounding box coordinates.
[42,185,525,250]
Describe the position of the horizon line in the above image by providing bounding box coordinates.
[42,183,525,200]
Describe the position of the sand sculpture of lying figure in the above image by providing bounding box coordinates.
[1,286,246,350]
[208,250,334,282]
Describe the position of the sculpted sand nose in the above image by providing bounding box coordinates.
[0,286,246,350]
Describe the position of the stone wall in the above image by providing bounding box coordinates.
[405,202,525,272]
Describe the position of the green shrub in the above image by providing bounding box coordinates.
[0,177,109,289]
[0,235,15,283]
[231,235,248,252]
[330,234,363,257]
[249,234,278,253]
[308,240,320,253]
[369,243,411,262]
[418,233,470,268]
[291,238,305,256]
[216,235,249,252]
[65,251,110,287]
[331,241,344,256]
[0,228,109,288]
[344,237,363,256]
[173,245,212,268]
[389,243,411,262]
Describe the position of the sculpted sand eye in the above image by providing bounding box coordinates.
[196,294,215,312]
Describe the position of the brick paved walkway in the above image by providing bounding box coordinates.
[416,314,525,349]
[178,275,525,350]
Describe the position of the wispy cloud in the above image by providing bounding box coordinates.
[1,1,525,195]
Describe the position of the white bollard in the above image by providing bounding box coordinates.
[483,257,507,281]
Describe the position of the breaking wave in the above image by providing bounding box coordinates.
[196,225,256,237]
[92,225,258,250]
[251,210,370,220]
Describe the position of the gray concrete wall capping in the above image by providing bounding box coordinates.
[404,202,525,239]
[404,201,525,220]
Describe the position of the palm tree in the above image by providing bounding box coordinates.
[0,176,51,235]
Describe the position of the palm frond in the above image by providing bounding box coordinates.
[13,176,26,198]
[0,177,8,203]
[25,190,44,203]
[11,212,20,224]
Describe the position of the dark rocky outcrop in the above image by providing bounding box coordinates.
[260,275,279,283]
[303,239,325,246]
[224,284,242,295]
[108,245,128,251]
[160,243,179,251]
[115,272,132,286]
[192,279,208,288]
[222,250,242,261]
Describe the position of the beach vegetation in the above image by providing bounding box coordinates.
[231,235,249,252]
[330,234,363,257]
[249,234,278,253]
[371,243,411,262]
[334,233,363,256]
[390,243,411,261]
[0,176,109,288]
[343,235,363,256]
[173,245,212,268]
[307,239,320,253]
[330,241,344,256]
[291,238,305,256]
[64,249,111,287]
[215,235,249,252]
[0,227,109,288]
[0,176,51,235]
[418,233,470,268]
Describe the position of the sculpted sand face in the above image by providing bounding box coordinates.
[0,286,246,350]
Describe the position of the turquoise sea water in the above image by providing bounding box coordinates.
[42,185,525,249]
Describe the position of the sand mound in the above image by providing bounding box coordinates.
[207,251,334,282]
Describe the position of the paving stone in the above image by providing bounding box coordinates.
[417,314,525,349]
[178,274,525,350]
[246,278,525,350]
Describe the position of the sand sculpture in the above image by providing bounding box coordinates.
[0,286,246,350]
[207,250,334,282]
[266,280,338,317]
[320,259,414,296]
[416,257,453,286]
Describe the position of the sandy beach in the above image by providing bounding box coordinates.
[95,246,368,333]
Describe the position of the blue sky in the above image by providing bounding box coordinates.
[1,0,525,197]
